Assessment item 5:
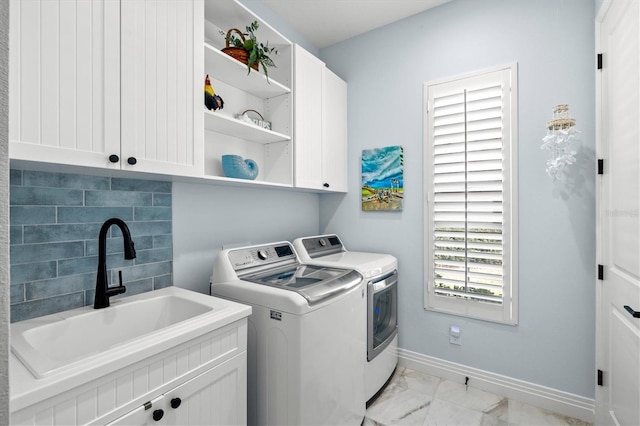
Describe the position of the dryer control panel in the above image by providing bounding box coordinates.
[301,235,344,258]
[228,242,297,272]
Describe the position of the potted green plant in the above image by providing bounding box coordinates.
[221,21,277,81]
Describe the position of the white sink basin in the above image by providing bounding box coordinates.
[11,287,249,379]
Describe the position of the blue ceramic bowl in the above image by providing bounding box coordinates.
[221,155,259,180]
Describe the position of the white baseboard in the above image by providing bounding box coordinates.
[398,348,595,423]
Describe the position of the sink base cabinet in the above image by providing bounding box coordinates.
[10,319,248,426]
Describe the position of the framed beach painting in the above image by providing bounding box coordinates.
[361,145,404,211]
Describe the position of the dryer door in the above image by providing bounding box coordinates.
[368,270,398,361]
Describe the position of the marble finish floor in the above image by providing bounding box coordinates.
[364,367,592,426]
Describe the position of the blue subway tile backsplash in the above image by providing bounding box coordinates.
[9,169,173,323]
[24,171,111,190]
[10,186,85,206]
[57,206,134,224]
[10,206,57,225]
[85,190,153,207]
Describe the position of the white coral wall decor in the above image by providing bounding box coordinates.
[541,104,579,180]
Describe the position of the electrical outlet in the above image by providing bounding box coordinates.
[450,325,461,345]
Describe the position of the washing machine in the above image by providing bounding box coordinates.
[293,234,398,402]
[210,241,366,426]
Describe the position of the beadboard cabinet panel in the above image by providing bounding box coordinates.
[293,45,324,190]
[120,0,204,176]
[108,354,246,426]
[9,0,121,169]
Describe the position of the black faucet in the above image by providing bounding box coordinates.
[94,218,136,309]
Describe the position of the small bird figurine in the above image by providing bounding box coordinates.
[204,74,224,111]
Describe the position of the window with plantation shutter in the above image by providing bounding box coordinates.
[424,64,518,325]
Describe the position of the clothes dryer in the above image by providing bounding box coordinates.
[211,241,366,425]
[293,234,398,402]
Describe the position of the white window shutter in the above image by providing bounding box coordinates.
[424,64,518,325]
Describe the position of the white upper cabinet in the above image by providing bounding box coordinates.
[8,0,345,193]
[202,0,293,186]
[322,67,348,192]
[120,0,204,176]
[293,45,323,189]
[9,0,204,177]
[293,44,348,192]
[9,0,121,169]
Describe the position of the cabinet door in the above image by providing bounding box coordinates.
[9,0,121,169]
[106,396,166,426]
[165,352,247,425]
[293,44,324,189]
[322,68,348,192]
[120,0,204,176]
[107,353,247,426]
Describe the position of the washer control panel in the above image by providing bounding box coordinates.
[228,243,296,271]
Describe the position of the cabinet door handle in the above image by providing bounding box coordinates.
[624,305,640,318]
[323,182,330,188]
[152,409,164,421]
[127,157,138,165]
[109,154,120,163]
[170,397,182,409]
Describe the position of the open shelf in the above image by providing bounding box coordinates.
[204,43,290,98]
[198,174,293,188]
[203,0,294,188]
[204,110,290,144]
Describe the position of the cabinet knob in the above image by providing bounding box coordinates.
[152,409,164,421]
[170,397,182,409]
[127,157,138,165]
[323,183,330,188]
[109,154,120,163]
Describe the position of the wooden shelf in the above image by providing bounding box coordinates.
[204,110,290,144]
[204,43,290,98]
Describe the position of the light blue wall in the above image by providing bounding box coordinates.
[320,0,596,398]
[9,170,174,322]
[239,0,319,56]
[171,1,321,296]
[172,182,320,295]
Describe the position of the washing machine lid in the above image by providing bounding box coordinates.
[310,251,397,278]
[239,263,362,306]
